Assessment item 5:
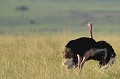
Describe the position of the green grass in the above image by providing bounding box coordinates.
[0,33,120,79]
[0,0,120,34]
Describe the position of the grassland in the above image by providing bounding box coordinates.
[0,0,120,78]
[0,33,120,79]
[0,0,120,34]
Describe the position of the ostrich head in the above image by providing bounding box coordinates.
[62,47,77,69]
[87,22,92,27]
[87,22,93,38]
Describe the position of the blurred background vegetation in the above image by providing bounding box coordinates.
[0,0,120,35]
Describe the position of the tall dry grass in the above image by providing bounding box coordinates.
[0,33,120,79]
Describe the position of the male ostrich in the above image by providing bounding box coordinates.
[62,37,105,72]
[87,22,116,68]
[62,23,116,73]
[62,36,107,72]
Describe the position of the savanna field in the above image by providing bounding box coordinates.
[1,0,120,79]
[0,33,120,79]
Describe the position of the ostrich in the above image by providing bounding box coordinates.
[62,23,116,73]
[63,37,99,71]
[87,22,116,68]
[62,37,107,72]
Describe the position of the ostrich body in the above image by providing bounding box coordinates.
[63,37,107,72]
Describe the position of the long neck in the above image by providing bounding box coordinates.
[89,26,93,39]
